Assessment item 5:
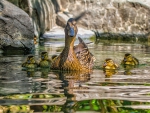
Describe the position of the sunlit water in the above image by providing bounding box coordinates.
[1,38,150,113]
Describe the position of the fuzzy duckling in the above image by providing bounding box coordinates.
[103,58,118,70]
[39,52,51,68]
[22,55,38,69]
[121,53,139,66]
[51,18,95,71]
[103,58,118,77]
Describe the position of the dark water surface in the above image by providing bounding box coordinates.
[1,38,150,113]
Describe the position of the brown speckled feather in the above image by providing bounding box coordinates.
[51,46,84,71]
[74,37,95,70]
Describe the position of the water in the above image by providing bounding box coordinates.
[1,38,150,113]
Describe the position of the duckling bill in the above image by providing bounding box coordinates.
[51,18,95,71]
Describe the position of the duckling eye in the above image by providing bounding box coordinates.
[106,61,109,63]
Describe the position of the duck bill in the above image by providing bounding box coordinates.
[68,27,75,37]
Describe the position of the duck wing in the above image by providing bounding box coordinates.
[73,37,95,69]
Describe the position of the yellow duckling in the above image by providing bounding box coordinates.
[39,52,51,68]
[22,55,38,69]
[121,53,139,66]
[103,58,118,77]
[51,18,95,71]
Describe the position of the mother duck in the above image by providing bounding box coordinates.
[51,18,95,71]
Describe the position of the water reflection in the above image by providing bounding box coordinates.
[1,39,150,112]
[53,71,91,113]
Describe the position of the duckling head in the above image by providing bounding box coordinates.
[27,55,36,64]
[124,53,133,62]
[103,58,118,70]
[41,52,48,60]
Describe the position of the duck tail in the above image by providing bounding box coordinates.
[78,37,84,43]
[78,37,88,48]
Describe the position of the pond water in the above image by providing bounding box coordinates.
[1,37,150,113]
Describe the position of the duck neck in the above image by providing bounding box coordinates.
[64,35,76,49]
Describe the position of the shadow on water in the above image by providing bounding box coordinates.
[1,38,150,112]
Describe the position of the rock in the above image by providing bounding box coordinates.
[8,0,150,39]
[56,12,73,27]
[53,0,150,36]
[43,26,94,39]
[7,0,56,38]
[28,0,55,37]
[0,0,34,54]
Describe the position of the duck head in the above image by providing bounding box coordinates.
[64,11,86,38]
[65,18,78,37]
[64,18,78,48]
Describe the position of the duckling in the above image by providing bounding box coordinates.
[103,58,118,70]
[103,58,118,77]
[22,55,38,69]
[51,18,95,71]
[39,52,51,68]
[121,53,139,66]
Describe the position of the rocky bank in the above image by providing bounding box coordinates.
[0,0,34,53]
[1,0,150,53]
[8,0,150,37]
